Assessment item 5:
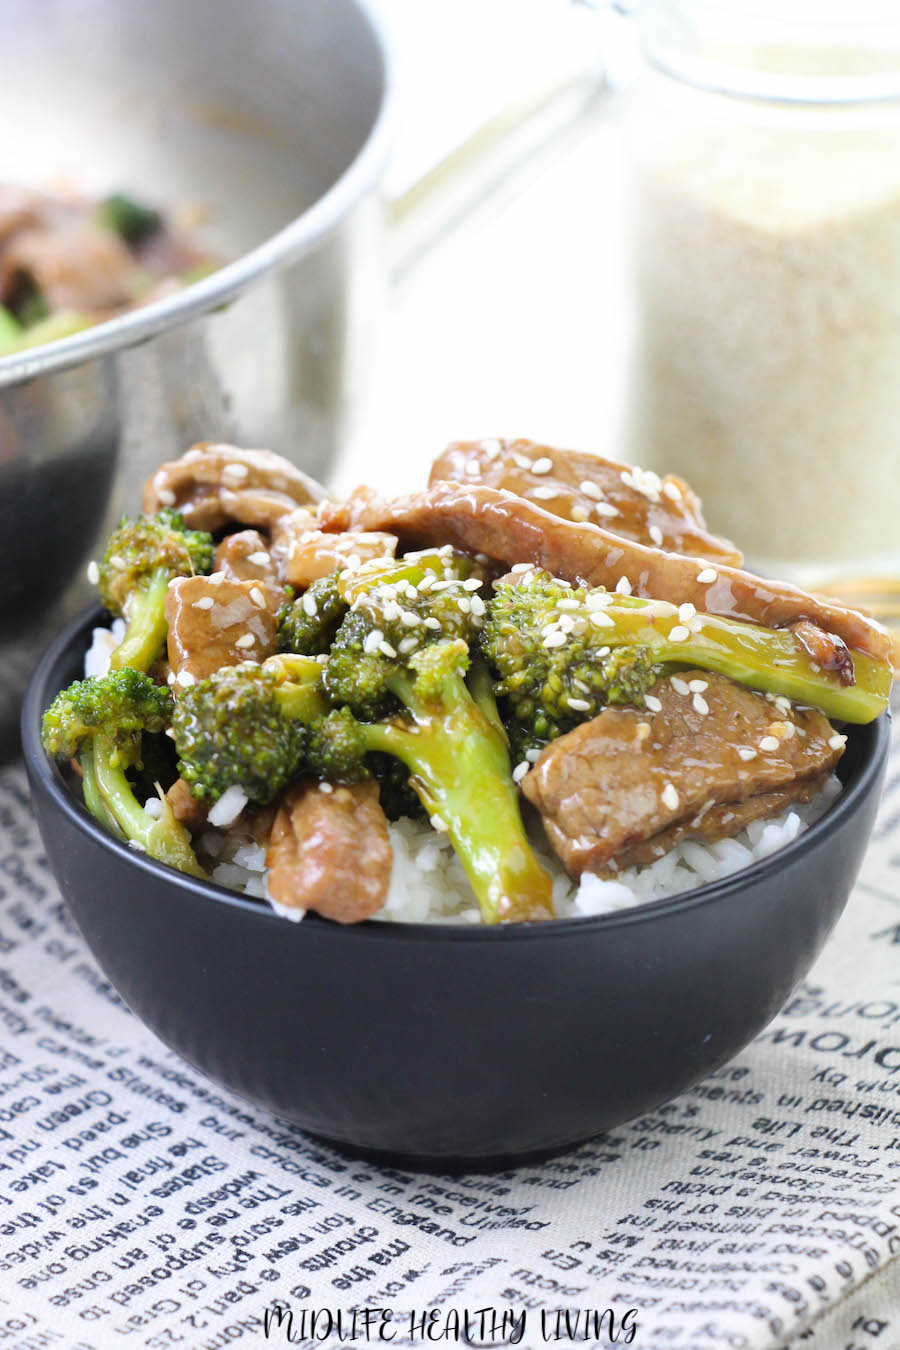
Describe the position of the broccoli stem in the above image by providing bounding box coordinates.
[361,671,554,924]
[92,749,206,878]
[110,568,171,673]
[78,745,119,836]
[601,599,891,723]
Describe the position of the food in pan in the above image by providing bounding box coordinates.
[0,183,216,355]
[41,439,893,925]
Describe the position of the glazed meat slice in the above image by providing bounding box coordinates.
[165,776,208,830]
[271,508,398,589]
[164,574,279,683]
[265,779,392,923]
[430,438,741,565]
[1,220,140,314]
[143,443,325,532]
[214,529,283,605]
[319,482,891,661]
[521,672,844,877]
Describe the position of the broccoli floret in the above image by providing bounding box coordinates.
[99,193,163,245]
[320,552,554,923]
[172,656,325,806]
[277,574,348,655]
[41,670,204,878]
[482,569,892,750]
[97,508,214,672]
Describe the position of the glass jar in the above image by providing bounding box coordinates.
[624,0,900,581]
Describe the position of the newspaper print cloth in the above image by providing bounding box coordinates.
[0,719,897,1350]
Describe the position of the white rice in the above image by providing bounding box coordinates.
[201,776,841,924]
[82,618,843,925]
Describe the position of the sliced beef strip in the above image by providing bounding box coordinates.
[606,773,828,873]
[430,438,741,565]
[143,443,325,532]
[164,575,279,683]
[521,671,843,877]
[319,482,891,662]
[214,530,283,605]
[1,220,141,314]
[271,508,398,589]
[165,777,208,831]
[265,778,392,923]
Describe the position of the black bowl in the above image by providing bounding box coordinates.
[22,606,890,1168]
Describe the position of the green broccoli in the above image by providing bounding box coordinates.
[96,508,214,673]
[172,655,324,806]
[99,193,163,246]
[482,569,892,757]
[277,573,348,654]
[41,669,205,878]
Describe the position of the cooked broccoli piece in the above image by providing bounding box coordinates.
[99,193,163,245]
[172,656,325,806]
[277,574,348,654]
[321,551,554,923]
[41,669,204,878]
[97,508,214,672]
[483,570,892,756]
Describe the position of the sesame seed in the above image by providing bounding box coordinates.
[649,525,664,547]
[644,694,663,713]
[543,631,568,649]
[319,781,334,793]
[302,593,318,617]
[586,591,612,610]
[525,748,542,763]
[558,616,575,634]
[167,672,176,685]
[430,814,449,832]
[580,480,603,499]
[398,636,419,655]
[363,629,383,654]
[250,587,266,608]
[463,577,482,591]
[737,747,756,761]
[464,461,480,477]
[247,550,270,566]
[176,669,196,687]
[688,679,707,692]
[594,502,620,518]
[379,640,397,658]
[511,562,531,574]
[157,488,176,506]
[457,597,471,614]
[192,596,215,610]
[696,568,717,584]
[513,454,533,470]
[222,461,249,481]
[670,677,690,695]
[108,554,125,569]
[470,595,486,617]
[165,728,176,740]
[661,784,680,810]
[669,625,690,642]
[663,481,682,502]
[235,633,255,649]
[689,617,705,633]
[693,694,709,715]
[423,617,442,630]
[570,506,589,522]
[481,438,501,456]
[532,486,558,500]
[208,571,226,585]
[566,697,591,712]
[615,576,632,595]
[759,736,780,752]
[86,560,100,584]
[531,457,553,475]
[589,611,614,629]
[635,722,651,742]
[401,610,420,627]
[678,602,696,622]
[829,733,848,750]
[512,761,530,784]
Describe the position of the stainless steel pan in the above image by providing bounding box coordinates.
[0,0,392,754]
